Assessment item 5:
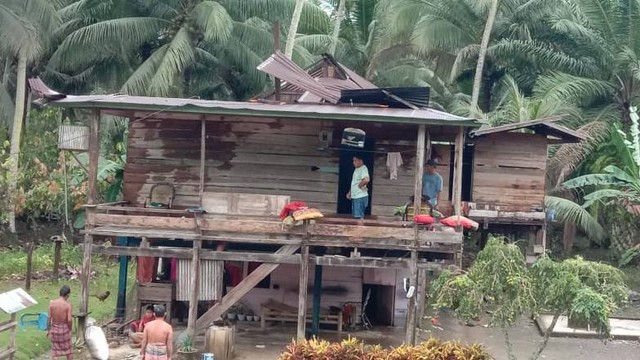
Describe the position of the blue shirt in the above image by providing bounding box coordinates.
[422,172,443,206]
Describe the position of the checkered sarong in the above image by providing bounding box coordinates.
[50,323,72,357]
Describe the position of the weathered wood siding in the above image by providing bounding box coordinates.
[472,133,547,211]
[124,116,448,217]
[124,116,340,212]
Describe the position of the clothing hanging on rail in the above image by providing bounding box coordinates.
[386,152,403,180]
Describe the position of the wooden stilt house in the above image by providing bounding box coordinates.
[28,55,584,345]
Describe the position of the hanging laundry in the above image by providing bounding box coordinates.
[386,152,404,180]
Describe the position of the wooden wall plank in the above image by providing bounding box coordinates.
[472,133,547,209]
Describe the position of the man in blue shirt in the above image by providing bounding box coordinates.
[422,159,443,209]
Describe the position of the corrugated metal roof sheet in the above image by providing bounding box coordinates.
[176,259,223,301]
[258,51,342,103]
[45,94,478,126]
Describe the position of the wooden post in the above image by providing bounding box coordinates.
[53,238,62,283]
[9,313,16,358]
[297,245,310,340]
[187,239,202,336]
[425,132,432,161]
[453,127,465,217]
[25,242,33,292]
[413,124,427,225]
[199,119,206,205]
[311,264,323,335]
[115,237,129,318]
[274,21,282,101]
[416,268,429,327]
[407,124,426,345]
[79,109,100,339]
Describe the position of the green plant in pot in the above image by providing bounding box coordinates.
[177,335,198,360]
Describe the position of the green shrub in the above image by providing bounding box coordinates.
[278,337,492,360]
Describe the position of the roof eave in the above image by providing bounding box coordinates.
[44,99,478,127]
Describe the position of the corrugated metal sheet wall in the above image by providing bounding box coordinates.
[176,259,223,301]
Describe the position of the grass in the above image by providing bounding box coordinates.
[0,244,136,360]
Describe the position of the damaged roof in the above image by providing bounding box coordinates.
[30,78,476,126]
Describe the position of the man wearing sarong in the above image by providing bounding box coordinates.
[130,305,155,347]
[141,305,173,360]
[48,285,73,359]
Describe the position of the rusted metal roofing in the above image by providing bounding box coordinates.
[176,259,223,301]
[259,53,375,102]
[258,51,342,103]
[470,115,586,143]
[42,93,477,126]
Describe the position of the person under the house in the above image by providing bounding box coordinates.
[140,305,173,360]
[129,305,155,347]
[48,285,73,360]
[422,159,443,211]
[346,154,370,227]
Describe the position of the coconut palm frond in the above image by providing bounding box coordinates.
[191,1,233,43]
[120,44,169,96]
[0,83,14,131]
[148,27,197,97]
[548,120,610,187]
[49,17,169,71]
[545,195,604,241]
[533,72,615,105]
[0,4,41,58]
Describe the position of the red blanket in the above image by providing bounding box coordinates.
[279,201,307,220]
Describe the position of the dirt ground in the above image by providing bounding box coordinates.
[50,314,640,360]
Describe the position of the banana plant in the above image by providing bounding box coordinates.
[563,107,640,211]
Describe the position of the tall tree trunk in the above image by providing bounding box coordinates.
[563,221,576,254]
[7,52,27,233]
[471,0,498,110]
[329,0,346,56]
[285,0,306,59]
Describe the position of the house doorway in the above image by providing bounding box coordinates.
[337,138,375,215]
[362,284,395,326]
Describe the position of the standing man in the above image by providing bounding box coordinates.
[48,285,73,360]
[422,159,443,209]
[346,154,370,223]
[141,305,173,360]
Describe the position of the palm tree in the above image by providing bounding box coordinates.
[499,0,640,127]
[1,0,61,232]
[49,0,330,99]
[378,0,563,112]
[471,0,499,112]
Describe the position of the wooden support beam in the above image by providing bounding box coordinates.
[88,245,301,264]
[407,124,426,345]
[187,239,202,336]
[79,109,100,339]
[115,237,129,318]
[297,245,310,340]
[416,268,429,328]
[453,127,464,217]
[195,245,300,330]
[199,118,206,205]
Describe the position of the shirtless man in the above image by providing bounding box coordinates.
[141,305,173,360]
[48,285,73,360]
